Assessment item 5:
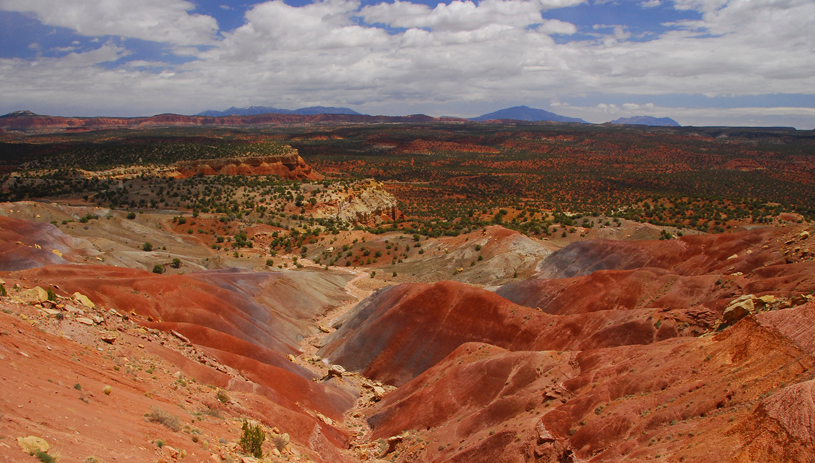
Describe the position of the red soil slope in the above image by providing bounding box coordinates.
[365,302,815,463]
[4,265,352,380]
[320,280,721,386]
[0,215,80,271]
[531,226,786,280]
[0,298,355,463]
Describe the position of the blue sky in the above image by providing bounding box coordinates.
[0,0,814,128]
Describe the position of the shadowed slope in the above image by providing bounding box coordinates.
[366,303,815,463]
[320,281,715,386]
[535,227,783,279]
[0,215,82,270]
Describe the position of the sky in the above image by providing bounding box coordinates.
[0,0,814,128]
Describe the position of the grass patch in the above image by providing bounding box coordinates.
[145,406,182,431]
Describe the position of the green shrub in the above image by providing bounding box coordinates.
[142,242,153,252]
[47,287,56,301]
[0,284,7,297]
[35,451,55,463]
[171,258,182,269]
[152,265,165,274]
[239,420,265,458]
[126,212,136,220]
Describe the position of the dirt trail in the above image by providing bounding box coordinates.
[293,264,396,460]
[298,267,372,362]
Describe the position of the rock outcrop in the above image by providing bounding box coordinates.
[173,154,319,180]
[335,181,402,225]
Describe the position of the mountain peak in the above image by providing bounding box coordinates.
[197,106,364,117]
[611,115,680,127]
[471,106,586,123]
[2,110,39,118]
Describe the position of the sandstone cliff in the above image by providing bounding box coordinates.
[173,154,320,180]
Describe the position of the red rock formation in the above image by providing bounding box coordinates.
[365,303,815,463]
[173,154,320,180]
[319,280,718,386]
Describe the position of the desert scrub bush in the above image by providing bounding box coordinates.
[216,388,230,404]
[273,433,290,452]
[142,242,153,252]
[35,451,55,463]
[239,420,265,458]
[152,264,164,274]
[0,284,6,297]
[146,406,182,431]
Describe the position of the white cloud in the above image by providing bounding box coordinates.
[1,0,814,129]
[0,0,218,45]
[360,0,583,32]
[538,19,578,35]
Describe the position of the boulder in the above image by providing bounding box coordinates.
[18,287,49,304]
[328,364,346,378]
[73,292,95,308]
[17,436,49,455]
[722,295,755,325]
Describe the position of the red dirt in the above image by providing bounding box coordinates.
[320,280,720,386]
[533,226,787,280]
[364,303,815,463]
[0,215,80,271]
[0,299,356,463]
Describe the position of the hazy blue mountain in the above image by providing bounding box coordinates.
[197,106,363,117]
[293,106,364,115]
[471,105,586,123]
[611,116,680,127]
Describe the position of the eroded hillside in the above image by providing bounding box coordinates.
[1,197,815,463]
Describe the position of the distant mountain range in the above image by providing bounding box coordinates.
[610,116,680,127]
[198,106,364,117]
[471,105,587,123]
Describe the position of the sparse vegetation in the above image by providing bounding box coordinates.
[239,420,265,458]
[146,406,182,431]
[216,388,230,404]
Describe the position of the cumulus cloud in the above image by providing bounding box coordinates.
[0,0,218,45]
[0,0,813,128]
[360,0,582,32]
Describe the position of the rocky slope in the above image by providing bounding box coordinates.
[2,206,815,462]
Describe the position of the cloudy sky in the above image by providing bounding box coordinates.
[1,0,814,127]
